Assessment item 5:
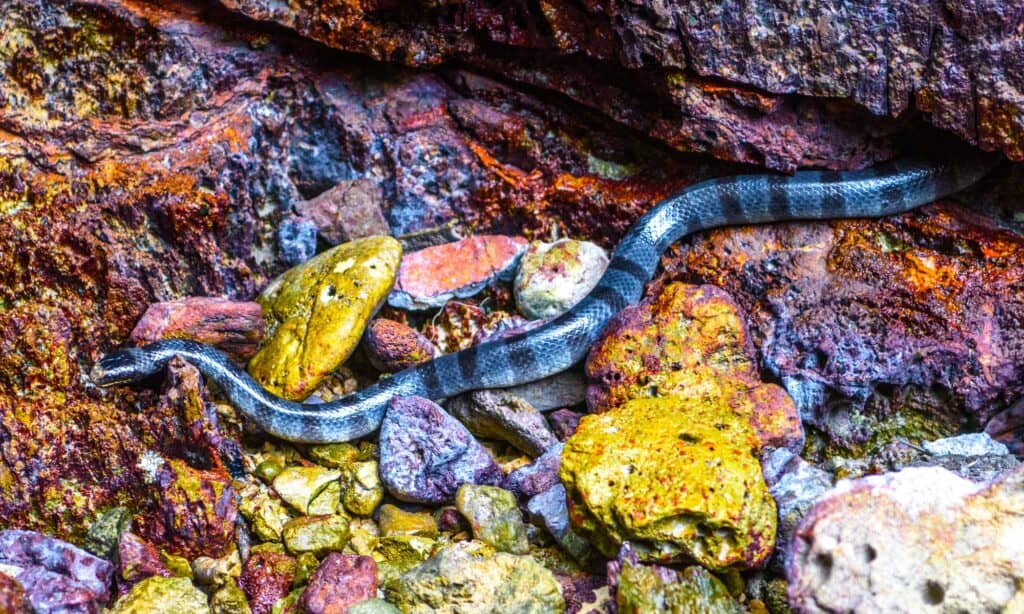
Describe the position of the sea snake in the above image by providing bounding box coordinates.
[91,155,994,443]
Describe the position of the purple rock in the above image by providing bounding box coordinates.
[0,530,113,604]
[547,409,584,441]
[117,532,171,589]
[15,566,101,614]
[504,442,563,499]
[379,396,503,504]
[526,485,591,561]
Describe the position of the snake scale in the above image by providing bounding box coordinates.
[92,155,993,443]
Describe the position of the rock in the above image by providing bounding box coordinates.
[342,461,384,517]
[455,485,530,554]
[210,582,252,614]
[761,449,833,571]
[348,599,401,614]
[379,396,503,504]
[277,215,319,266]
[586,282,803,453]
[502,371,587,413]
[190,550,241,588]
[298,554,377,614]
[433,508,467,535]
[138,458,238,560]
[272,466,342,515]
[560,397,776,569]
[346,519,381,557]
[296,178,390,245]
[363,319,439,373]
[526,485,591,562]
[546,410,584,441]
[84,507,134,561]
[14,566,106,614]
[109,576,209,613]
[249,236,402,401]
[130,298,265,362]
[238,482,293,543]
[390,544,565,613]
[0,573,28,613]
[504,442,564,500]
[788,465,1024,612]
[281,515,350,557]
[514,239,608,319]
[923,432,1010,457]
[388,235,528,310]
[238,551,297,614]
[118,532,172,588]
[446,390,559,457]
[372,536,439,589]
[378,505,439,538]
[0,529,114,604]
[303,441,375,470]
[609,545,742,614]
[422,302,512,353]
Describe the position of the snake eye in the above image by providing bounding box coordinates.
[90,348,147,386]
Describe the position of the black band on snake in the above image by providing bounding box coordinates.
[91,155,996,443]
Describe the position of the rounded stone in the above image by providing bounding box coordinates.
[109,576,209,614]
[363,318,439,373]
[378,504,439,539]
[282,515,351,558]
[342,461,384,517]
[455,484,530,554]
[514,239,608,319]
[271,466,342,515]
[249,236,402,401]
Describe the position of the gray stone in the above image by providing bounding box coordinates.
[296,178,389,245]
[526,485,591,561]
[923,432,1009,457]
[446,389,558,457]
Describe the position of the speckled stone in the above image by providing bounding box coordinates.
[210,582,251,614]
[238,551,297,614]
[249,236,402,400]
[282,515,351,558]
[514,239,608,319]
[130,297,265,363]
[238,482,292,543]
[363,318,439,373]
[379,396,503,504]
[504,442,563,500]
[299,554,378,614]
[455,485,530,554]
[296,178,390,246]
[109,576,209,614]
[388,235,528,310]
[118,532,171,588]
[609,545,742,614]
[0,529,114,605]
[446,389,559,457]
[0,573,27,613]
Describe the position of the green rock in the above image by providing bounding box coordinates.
[282,514,350,557]
[390,544,565,613]
[455,485,529,554]
[342,460,384,517]
[560,397,777,570]
[238,482,293,543]
[210,582,251,614]
[249,236,402,401]
[306,442,361,469]
[255,459,285,483]
[293,552,320,586]
[250,542,287,555]
[272,466,341,515]
[161,551,194,579]
[84,506,132,559]
[374,535,439,589]
[348,598,402,614]
[270,588,303,614]
[378,504,439,538]
[110,576,210,614]
[616,561,742,614]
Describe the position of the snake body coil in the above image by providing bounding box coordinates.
[92,157,993,443]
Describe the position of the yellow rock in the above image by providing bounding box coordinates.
[249,236,401,400]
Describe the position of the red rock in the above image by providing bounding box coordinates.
[130,297,265,363]
[362,318,439,373]
[547,409,583,441]
[388,235,528,310]
[0,573,28,614]
[117,532,171,590]
[298,554,377,614]
[296,178,390,245]
[239,551,298,614]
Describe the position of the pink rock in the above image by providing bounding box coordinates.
[239,551,297,614]
[296,178,390,245]
[130,297,265,362]
[117,532,170,590]
[298,554,377,614]
[0,530,114,604]
[388,235,528,310]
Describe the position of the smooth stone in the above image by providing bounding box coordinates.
[210,582,251,614]
[130,297,265,362]
[388,235,528,310]
[296,178,390,246]
[526,485,591,562]
[503,442,563,500]
[271,466,341,515]
[109,576,209,614]
[788,465,1024,612]
[455,485,529,554]
[390,543,565,613]
[190,549,241,587]
[237,482,292,543]
[379,396,503,504]
[304,442,365,469]
[923,432,1010,457]
[560,396,777,570]
[363,318,439,373]
[0,529,114,604]
[249,236,401,401]
[514,239,608,319]
[378,504,439,538]
[501,370,587,412]
[282,515,350,558]
[342,461,384,517]
[446,389,559,457]
[238,551,296,614]
[299,554,378,614]
[609,545,742,614]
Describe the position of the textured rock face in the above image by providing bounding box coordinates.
[788,465,1024,612]
[218,0,1024,167]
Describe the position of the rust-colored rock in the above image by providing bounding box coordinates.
[238,551,297,614]
[363,318,439,373]
[0,573,28,614]
[117,531,171,591]
[296,178,390,245]
[130,297,265,362]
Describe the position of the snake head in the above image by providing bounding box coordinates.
[90,347,152,387]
